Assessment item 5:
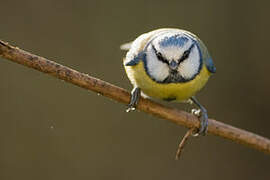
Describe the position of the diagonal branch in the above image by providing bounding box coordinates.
[0,39,270,154]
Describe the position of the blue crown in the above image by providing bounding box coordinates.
[159,35,189,48]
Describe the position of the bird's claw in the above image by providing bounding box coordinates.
[191,109,201,117]
[126,104,136,112]
[191,108,208,136]
[126,87,141,113]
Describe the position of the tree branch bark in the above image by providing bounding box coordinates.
[1,39,270,154]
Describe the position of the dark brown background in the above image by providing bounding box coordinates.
[0,0,269,179]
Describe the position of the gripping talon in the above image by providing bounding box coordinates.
[191,109,201,117]
[197,110,208,135]
[126,87,141,112]
[190,97,209,136]
[126,106,136,112]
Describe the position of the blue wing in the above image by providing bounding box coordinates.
[124,52,146,66]
[205,57,216,73]
[184,30,216,74]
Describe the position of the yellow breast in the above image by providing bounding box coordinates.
[125,61,211,101]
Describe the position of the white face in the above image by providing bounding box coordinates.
[145,32,202,83]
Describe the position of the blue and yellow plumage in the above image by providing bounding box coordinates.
[121,28,216,135]
[125,60,211,101]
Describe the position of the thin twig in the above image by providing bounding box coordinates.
[0,40,270,154]
[175,128,196,160]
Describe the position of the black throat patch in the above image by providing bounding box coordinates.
[162,70,186,83]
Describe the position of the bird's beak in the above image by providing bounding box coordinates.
[169,60,178,70]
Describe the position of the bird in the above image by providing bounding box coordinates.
[121,28,216,135]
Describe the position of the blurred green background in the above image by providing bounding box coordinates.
[0,0,270,179]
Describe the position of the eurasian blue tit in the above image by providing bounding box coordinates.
[121,28,216,135]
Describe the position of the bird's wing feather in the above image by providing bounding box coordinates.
[185,31,216,73]
[198,40,216,73]
[120,42,133,51]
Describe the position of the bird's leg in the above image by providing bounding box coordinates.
[126,87,141,112]
[190,96,208,136]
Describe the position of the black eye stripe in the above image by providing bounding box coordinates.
[179,43,195,63]
[182,50,190,59]
[152,45,169,65]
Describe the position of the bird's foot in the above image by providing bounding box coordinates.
[126,104,136,112]
[191,108,201,117]
[126,87,141,112]
[191,108,208,136]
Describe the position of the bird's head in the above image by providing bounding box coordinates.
[145,32,202,83]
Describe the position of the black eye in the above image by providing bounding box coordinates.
[157,52,164,61]
[179,43,195,62]
[152,46,169,65]
[182,50,190,60]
